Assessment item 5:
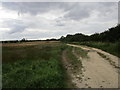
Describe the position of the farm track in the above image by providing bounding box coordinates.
[62,44,119,88]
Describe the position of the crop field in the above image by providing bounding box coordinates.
[2,41,68,88]
[2,41,119,88]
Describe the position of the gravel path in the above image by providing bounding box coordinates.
[67,44,119,88]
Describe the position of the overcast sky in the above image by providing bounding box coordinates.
[0,2,118,40]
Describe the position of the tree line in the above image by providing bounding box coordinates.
[1,38,58,43]
[60,24,120,43]
[1,24,120,43]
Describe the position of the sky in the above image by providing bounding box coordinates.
[0,2,118,41]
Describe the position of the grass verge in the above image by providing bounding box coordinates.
[65,46,83,73]
[74,47,88,59]
[71,42,120,58]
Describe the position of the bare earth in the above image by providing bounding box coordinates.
[66,44,119,88]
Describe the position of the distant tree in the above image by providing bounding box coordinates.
[21,38,26,42]
[59,36,65,42]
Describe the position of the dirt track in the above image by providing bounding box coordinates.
[66,44,119,88]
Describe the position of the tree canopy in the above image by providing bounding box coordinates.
[60,25,120,43]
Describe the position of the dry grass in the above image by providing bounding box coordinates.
[2,41,60,47]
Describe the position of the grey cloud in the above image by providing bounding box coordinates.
[2,2,73,15]
[55,18,65,26]
[1,2,117,40]
[118,2,120,24]
[9,25,27,34]
[3,19,27,34]
[56,23,65,26]
[2,2,92,21]
[2,2,50,15]
[64,5,90,20]
[2,2,117,21]
[63,2,117,21]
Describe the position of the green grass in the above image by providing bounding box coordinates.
[65,46,82,72]
[2,43,67,88]
[71,42,120,58]
[74,47,88,58]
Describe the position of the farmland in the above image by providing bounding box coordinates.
[2,41,119,88]
[2,41,68,88]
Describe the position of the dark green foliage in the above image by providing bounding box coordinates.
[60,25,120,43]
[60,33,89,42]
